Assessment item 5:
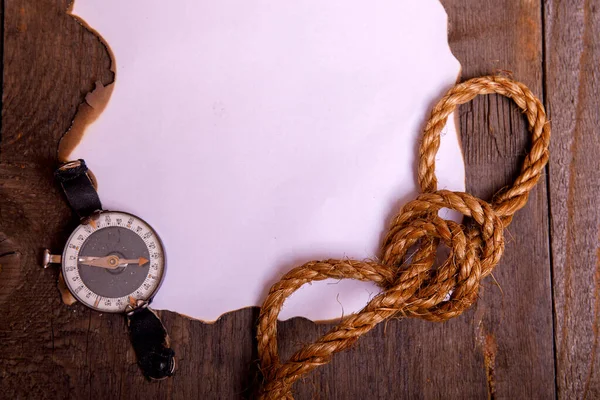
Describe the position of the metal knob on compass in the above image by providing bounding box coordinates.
[42,249,62,269]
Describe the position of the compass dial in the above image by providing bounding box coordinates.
[62,211,166,313]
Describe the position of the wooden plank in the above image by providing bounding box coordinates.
[0,0,117,398]
[544,1,600,398]
[434,1,556,397]
[0,0,556,399]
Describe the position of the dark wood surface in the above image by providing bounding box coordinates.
[544,1,600,398]
[0,1,597,398]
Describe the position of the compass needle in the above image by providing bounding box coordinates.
[115,257,150,267]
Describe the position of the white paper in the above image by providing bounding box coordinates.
[67,0,463,321]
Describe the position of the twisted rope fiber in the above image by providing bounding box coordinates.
[256,75,551,399]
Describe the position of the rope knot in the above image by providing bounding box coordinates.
[378,190,505,322]
[256,76,551,399]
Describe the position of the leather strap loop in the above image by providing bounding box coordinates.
[126,306,176,380]
[55,159,102,218]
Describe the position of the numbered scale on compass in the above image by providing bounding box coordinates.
[54,211,166,312]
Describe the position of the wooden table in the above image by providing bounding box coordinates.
[1,1,598,398]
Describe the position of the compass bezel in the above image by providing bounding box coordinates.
[61,210,167,313]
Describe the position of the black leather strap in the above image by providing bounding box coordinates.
[55,159,102,218]
[126,305,175,380]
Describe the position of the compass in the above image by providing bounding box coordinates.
[46,211,166,313]
[42,159,174,380]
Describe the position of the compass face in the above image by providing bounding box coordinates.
[61,211,166,313]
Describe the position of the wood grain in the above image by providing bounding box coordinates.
[544,1,600,398]
[0,0,594,398]
[440,2,555,398]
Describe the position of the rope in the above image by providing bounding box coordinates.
[256,75,551,399]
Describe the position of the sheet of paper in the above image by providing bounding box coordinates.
[67,0,463,321]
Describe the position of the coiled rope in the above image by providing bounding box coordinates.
[256,75,551,399]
